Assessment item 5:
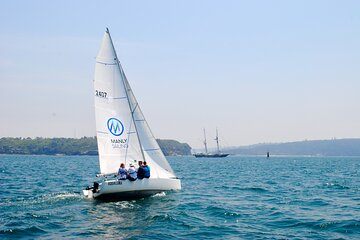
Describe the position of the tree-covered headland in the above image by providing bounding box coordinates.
[0,137,192,156]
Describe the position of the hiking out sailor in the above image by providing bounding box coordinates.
[127,163,137,181]
[137,161,145,180]
[143,161,150,178]
[117,163,128,180]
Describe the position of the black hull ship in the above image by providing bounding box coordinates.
[193,128,229,158]
[194,153,229,158]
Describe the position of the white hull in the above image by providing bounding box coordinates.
[83,178,181,201]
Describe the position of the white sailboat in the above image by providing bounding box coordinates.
[83,28,181,200]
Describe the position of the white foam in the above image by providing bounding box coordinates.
[152,192,166,198]
[115,201,136,209]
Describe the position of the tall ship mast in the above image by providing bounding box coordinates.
[194,128,229,158]
[203,128,208,154]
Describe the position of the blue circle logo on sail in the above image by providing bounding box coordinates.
[107,118,124,136]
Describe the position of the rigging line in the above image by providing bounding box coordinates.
[123,89,170,172]
[127,94,174,173]
[123,75,174,173]
[123,118,133,166]
[131,103,139,114]
[120,68,162,147]
[122,75,145,163]
[106,30,146,163]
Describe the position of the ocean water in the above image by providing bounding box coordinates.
[0,155,359,239]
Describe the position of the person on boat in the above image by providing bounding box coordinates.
[117,163,128,180]
[137,161,145,180]
[127,163,137,181]
[143,161,150,178]
[136,161,142,171]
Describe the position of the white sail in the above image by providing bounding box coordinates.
[121,75,175,178]
[94,29,175,178]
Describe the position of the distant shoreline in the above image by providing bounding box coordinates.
[2,137,360,157]
[0,137,192,156]
[223,138,360,157]
[0,153,96,157]
[159,154,360,158]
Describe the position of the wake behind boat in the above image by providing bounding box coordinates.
[194,129,229,158]
[83,29,181,200]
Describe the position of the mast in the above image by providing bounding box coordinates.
[203,128,208,154]
[106,28,146,162]
[215,128,220,154]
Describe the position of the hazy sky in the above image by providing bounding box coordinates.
[1,0,360,149]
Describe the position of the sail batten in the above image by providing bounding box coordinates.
[144,148,161,151]
[111,96,127,98]
[96,61,117,65]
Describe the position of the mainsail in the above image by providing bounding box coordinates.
[94,29,175,178]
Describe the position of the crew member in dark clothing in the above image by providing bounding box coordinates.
[137,161,145,179]
[143,161,150,178]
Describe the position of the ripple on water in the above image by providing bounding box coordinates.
[318,220,360,234]
[1,192,82,207]
[323,182,351,190]
[113,200,138,209]
[151,191,166,198]
[1,155,360,239]
[1,226,47,238]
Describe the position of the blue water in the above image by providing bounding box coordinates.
[1,155,359,239]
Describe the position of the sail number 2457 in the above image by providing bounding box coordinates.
[95,90,107,98]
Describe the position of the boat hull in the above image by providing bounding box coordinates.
[83,178,181,201]
[194,153,229,158]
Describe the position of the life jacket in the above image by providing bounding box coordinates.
[143,165,150,178]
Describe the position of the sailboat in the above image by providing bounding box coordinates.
[194,129,229,158]
[83,28,181,200]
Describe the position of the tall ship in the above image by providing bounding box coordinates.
[194,129,229,158]
[83,28,181,200]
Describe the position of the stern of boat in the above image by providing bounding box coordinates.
[83,178,181,200]
[83,189,94,198]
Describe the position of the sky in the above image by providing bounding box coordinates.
[1,0,360,149]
